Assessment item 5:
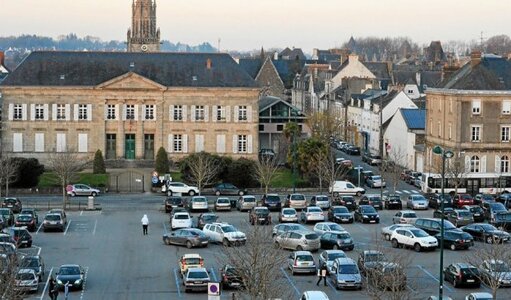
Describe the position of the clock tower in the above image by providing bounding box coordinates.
[127,0,160,52]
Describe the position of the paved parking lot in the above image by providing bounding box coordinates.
[8,192,507,300]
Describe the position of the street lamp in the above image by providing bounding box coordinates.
[432,145,454,300]
[291,109,299,193]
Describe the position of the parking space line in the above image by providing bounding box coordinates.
[63,220,72,235]
[163,222,168,234]
[403,190,411,194]
[173,268,182,297]
[411,190,419,194]
[395,191,403,194]
[80,267,89,300]
[39,267,54,300]
[416,265,452,292]
[326,277,340,294]
[80,210,83,216]
[36,222,44,235]
[355,224,369,232]
[209,267,218,282]
[280,267,300,297]
[92,219,97,235]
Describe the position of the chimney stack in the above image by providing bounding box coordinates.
[470,51,482,67]
[206,58,212,70]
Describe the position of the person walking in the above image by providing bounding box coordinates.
[48,276,59,299]
[316,264,328,286]
[141,214,149,235]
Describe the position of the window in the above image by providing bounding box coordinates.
[35,104,44,120]
[503,100,511,115]
[106,105,116,120]
[472,100,481,114]
[449,98,453,113]
[195,105,205,121]
[173,105,183,121]
[13,104,23,120]
[76,104,87,120]
[106,134,116,159]
[238,106,247,121]
[437,121,441,137]
[56,133,66,153]
[195,135,204,152]
[56,104,66,120]
[470,156,480,173]
[35,133,44,152]
[276,124,284,132]
[238,135,247,153]
[144,105,154,120]
[78,133,88,153]
[216,106,225,121]
[173,134,183,152]
[216,135,226,153]
[471,125,481,142]
[407,89,414,94]
[429,119,433,135]
[13,133,23,152]
[501,156,510,173]
[126,105,135,120]
[259,124,264,131]
[502,126,511,142]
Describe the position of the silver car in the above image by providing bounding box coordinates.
[237,196,257,212]
[329,257,362,290]
[66,184,100,197]
[407,195,428,210]
[183,267,210,292]
[214,198,231,211]
[274,230,320,251]
[392,210,418,224]
[288,251,317,275]
[272,223,307,237]
[318,250,347,274]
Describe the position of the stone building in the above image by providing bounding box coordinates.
[0,51,260,165]
[127,0,160,52]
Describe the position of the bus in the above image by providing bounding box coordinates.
[420,172,511,195]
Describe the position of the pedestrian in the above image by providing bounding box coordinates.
[316,263,328,286]
[141,214,149,235]
[48,276,58,300]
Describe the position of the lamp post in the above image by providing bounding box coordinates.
[432,145,454,300]
[292,109,298,193]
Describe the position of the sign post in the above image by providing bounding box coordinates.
[208,282,221,300]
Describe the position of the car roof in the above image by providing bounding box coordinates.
[324,250,345,254]
[173,212,190,216]
[294,250,313,256]
[303,291,329,299]
[254,206,269,209]
[363,250,384,255]
[210,222,231,226]
[182,254,202,259]
[334,257,356,264]
[187,267,207,272]
[45,213,62,217]
[192,196,206,199]
[399,210,416,213]
[17,268,36,274]
[315,222,338,226]
[59,264,80,268]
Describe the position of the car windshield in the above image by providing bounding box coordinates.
[334,233,350,239]
[221,226,236,233]
[45,215,61,221]
[458,211,472,217]
[16,273,35,280]
[403,213,417,218]
[296,255,313,262]
[341,197,354,202]
[316,196,328,202]
[460,267,479,275]
[460,195,472,200]
[193,198,207,203]
[490,203,506,210]
[255,208,269,215]
[291,195,305,200]
[21,258,39,267]
[217,199,230,204]
[189,231,205,237]
[410,229,429,238]
[479,224,497,231]
[496,213,511,221]
[267,195,280,202]
[305,233,319,240]
[308,207,322,213]
[329,224,344,231]
[184,258,202,265]
[333,207,349,213]
[491,262,510,272]
[286,224,304,231]
[188,271,208,279]
[372,176,381,181]
[170,198,182,204]
[282,209,296,214]
[174,214,189,220]
[328,252,346,260]
[368,196,381,201]
[361,207,376,213]
[202,215,217,222]
[365,253,385,262]
[482,194,494,200]
[443,221,457,230]
[413,196,427,201]
[339,264,358,274]
[17,215,32,221]
[59,266,80,275]
[243,197,255,202]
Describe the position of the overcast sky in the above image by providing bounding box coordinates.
[1,0,509,51]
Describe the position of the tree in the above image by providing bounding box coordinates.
[155,147,170,175]
[182,152,220,195]
[307,111,343,143]
[291,138,328,178]
[446,149,467,197]
[485,34,511,55]
[226,158,258,188]
[10,158,45,188]
[47,151,86,208]
[382,147,406,193]
[218,225,294,300]
[313,149,350,195]
[0,254,24,299]
[92,150,106,174]
[0,154,20,197]
[254,155,280,194]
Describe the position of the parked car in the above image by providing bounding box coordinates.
[329,181,365,197]
[188,196,208,212]
[279,208,298,223]
[8,227,32,248]
[0,242,17,260]
[163,228,209,248]
[66,184,100,197]
[362,152,382,165]
[428,194,453,209]
[452,194,475,208]
[237,195,257,212]
[327,206,353,223]
[288,251,317,275]
[163,182,199,197]
[14,269,39,293]
[274,230,320,252]
[443,263,481,288]
[345,145,361,155]
[406,194,428,210]
[313,222,345,235]
[320,231,354,251]
[392,210,418,224]
[414,218,461,236]
[178,253,204,275]
[464,292,494,300]
[359,195,383,210]
[482,202,507,222]
[381,224,415,241]
[447,209,474,227]
[491,212,511,231]
[461,223,510,244]
[300,206,325,223]
[14,214,37,232]
[333,196,357,211]
[318,250,347,274]
[354,205,380,223]
[214,198,231,211]
[20,208,39,224]
[383,194,403,210]
[300,291,330,300]
[390,227,438,252]
[219,265,243,290]
[2,198,22,213]
[196,213,218,230]
[357,250,387,275]
[272,223,308,237]
[19,255,45,280]
[183,267,210,293]
[462,205,485,223]
[0,233,15,245]
[474,194,495,206]
[496,193,511,209]
[202,223,246,246]
[285,194,307,210]
[213,183,245,196]
[55,264,85,290]
[48,209,67,225]
[435,231,474,250]
[170,207,188,219]
[261,194,282,211]
[366,176,386,188]
[479,260,511,288]
[164,196,184,213]
[249,207,271,225]
[171,212,193,230]
[310,195,330,209]
[42,213,65,232]
[329,257,362,290]
[433,207,455,219]
[0,208,14,226]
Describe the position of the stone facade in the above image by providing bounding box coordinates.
[255,57,286,100]
[127,0,160,52]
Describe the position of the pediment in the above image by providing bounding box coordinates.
[96,72,166,90]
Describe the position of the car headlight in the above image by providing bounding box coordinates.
[363,215,368,218]
[74,279,82,284]
[338,279,345,283]
[57,279,63,284]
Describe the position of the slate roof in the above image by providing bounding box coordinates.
[238,58,263,79]
[279,48,307,61]
[440,55,511,90]
[363,62,391,80]
[400,108,425,130]
[2,51,258,88]
[258,95,303,115]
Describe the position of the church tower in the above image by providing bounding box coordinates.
[127,0,160,52]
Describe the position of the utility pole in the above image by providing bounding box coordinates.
[379,92,384,200]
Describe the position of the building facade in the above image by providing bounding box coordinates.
[127,0,160,52]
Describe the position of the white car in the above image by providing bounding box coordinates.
[392,210,418,224]
[329,181,365,197]
[390,227,438,252]
[279,208,298,223]
[464,292,494,300]
[202,223,246,246]
[311,195,330,209]
[163,182,199,197]
[214,198,231,211]
[189,196,208,211]
[171,212,192,230]
[300,207,325,223]
[14,269,39,292]
[300,291,330,300]
[313,222,345,236]
[380,224,415,241]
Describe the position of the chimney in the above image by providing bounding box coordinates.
[206,58,212,70]
[441,63,461,82]
[470,51,482,67]
[348,54,358,63]
[0,51,4,66]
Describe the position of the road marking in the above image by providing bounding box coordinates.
[63,220,72,235]
[163,222,168,234]
[411,190,420,194]
[395,191,403,194]
[39,267,53,300]
[326,277,340,294]
[173,268,182,297]
[92,219,97,235]
[280,267,300,297]
[80,267,89,300]
[209,267,218,282]
[33,245,42,256]
[80,210,83,216]
[416,265,452,292]
[36,222,44,234]
[355,223,369,232]
[403,190,411,194]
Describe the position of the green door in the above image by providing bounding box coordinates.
[125,134,135,159]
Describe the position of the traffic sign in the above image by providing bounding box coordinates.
[208,282,221,296]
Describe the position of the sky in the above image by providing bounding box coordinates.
[1,0,510,51]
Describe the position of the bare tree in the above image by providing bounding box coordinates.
[47,151,86,208]
[186,152,220,195]
[218,225,293,300]
[0,255,24,300]
[0,153,20,197]
[254,155,280,195]
[464,242,511,299]
[446,149,466,196]
[383,147,406,193]
[307,111,343,143]
[314,149,350,196]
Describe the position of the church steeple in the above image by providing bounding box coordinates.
[127,0,160,52]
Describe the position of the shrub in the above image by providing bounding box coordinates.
[93,150,106,174]
[155,147,170,174]
[225,158,258,188]
[11,158,45,188]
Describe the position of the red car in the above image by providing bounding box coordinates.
[452,194,474,208]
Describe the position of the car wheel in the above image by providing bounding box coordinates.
[167,190,172,197]
[189,190,196,196]
[486,236,494,244]
[450,244,456,251]
[91,192,97,197]
[186,241,193,249]
[223,239,230,247]
[385,234,391,241]
[414,243,422,252]
[333,244,339,250]
[296,245,304,251]
[164,238,170,245]
[391,239,399,248]
[215,191,221,196]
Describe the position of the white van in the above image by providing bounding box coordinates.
[329,181,365,197]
